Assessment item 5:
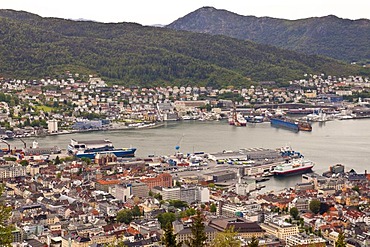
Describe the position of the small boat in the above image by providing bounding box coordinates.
[236,114,247,126]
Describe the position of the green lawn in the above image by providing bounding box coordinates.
[35,105,55,112]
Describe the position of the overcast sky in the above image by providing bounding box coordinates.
[0,0,368,25]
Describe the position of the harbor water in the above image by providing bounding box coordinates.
[7,119,370,191]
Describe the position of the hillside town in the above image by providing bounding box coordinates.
[0,73,370,139]
[0,73,370,247]
[1,144,370,247]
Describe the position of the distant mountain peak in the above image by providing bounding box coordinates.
[167,7,370,62]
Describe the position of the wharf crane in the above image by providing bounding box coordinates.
[175,134,185,152]
[0,139,11,153]
[19,138,27,149]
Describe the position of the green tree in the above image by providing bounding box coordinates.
[132,205,141,218]
[154,193,163,201]
[208,183,215,189]
[352,185,360,193]
[247,236,259,247]
[211,226,241,247]
[210,203,217,213]
[186,208,196,217]
[54,156,61,165]
[104,237,127,247]
[158,212,176,229]
[335,232,346,247]
[309,199,321,214]
[161,223,182,247]
[116,209,133,224]
[0,184,13,247]
[168,200,188,208]
[81,157,91,166]
[19,160,29,166]
[290,207,299,220]
[184,210,207,247]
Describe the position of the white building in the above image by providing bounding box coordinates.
[286,234,326,246]
[47,119,58,133]
[0,164,26,179]
[260,218,299,241]
[115,184,132,202]
[152,187,181,201]
[196,187,210,203]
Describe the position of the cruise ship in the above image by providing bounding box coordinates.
[272,158,314,176]
[68,139,136,159]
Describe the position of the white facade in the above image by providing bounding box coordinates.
[196,187,210,203]
[235,179,256,196]
[115,184,131,202]
[0,164,26,179]
[158,187,181,201]
[48,119,58,133]
[286,234,326,246]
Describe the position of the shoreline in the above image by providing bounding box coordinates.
[10,122,166,140]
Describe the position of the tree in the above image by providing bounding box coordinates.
[104,238,127,247]
[309,199,321,214]
[186,208,196,217]
[116,209,133,224]
[352,185,360,193]
[19,160,29,166]
[0,184,13,247]
[154,193,163,201]
[335,232,346,247]
[168,200,188,208]
[319,202,330,215]
[158,212,176,229]
[81,157,91,166]
[208,183,215,189]
[211,226,241,247]
[54,156,61,165]
[210,203,217,213]
[247,236,259,247]
[184,210,207,247]
[161,222,182,247]
[289,207,299,220]
[132,205,142,218]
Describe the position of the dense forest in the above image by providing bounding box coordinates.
[168,7,370,63]
[0,9,367,87]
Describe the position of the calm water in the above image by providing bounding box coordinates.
[8,119,370,190]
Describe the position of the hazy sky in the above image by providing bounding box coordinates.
[0,0,368,25]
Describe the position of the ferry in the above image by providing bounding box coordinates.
[68,139,136,159]
[272,158,315,176]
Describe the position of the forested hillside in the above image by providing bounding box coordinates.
[0,9,366,87]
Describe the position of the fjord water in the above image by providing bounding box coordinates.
[10,119,370,190]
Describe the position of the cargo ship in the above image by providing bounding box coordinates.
[68,139,136,159]
[270,117,312,132]
[272,158,315,176]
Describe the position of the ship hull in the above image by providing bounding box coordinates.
[270,118,299,132]
[75,148,137,159]
[273,166,313,176]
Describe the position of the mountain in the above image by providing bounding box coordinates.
[167,7,370,63]
[0,9,366,87]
